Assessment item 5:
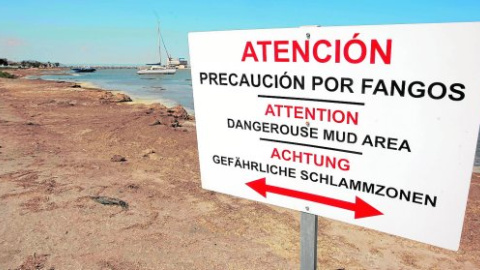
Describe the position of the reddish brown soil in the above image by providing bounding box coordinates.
[0,69,479,269]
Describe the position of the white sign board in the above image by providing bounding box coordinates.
[188,22,480,250]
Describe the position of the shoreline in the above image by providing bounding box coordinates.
[4,68,195,122]
[18,67,194,114]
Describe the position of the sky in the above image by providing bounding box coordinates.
[1,0,480,65]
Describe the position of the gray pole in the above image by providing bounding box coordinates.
[300,212,318,270]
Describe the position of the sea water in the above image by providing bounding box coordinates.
[37,68,194,113]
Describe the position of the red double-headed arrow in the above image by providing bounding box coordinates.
[246,178,383,219]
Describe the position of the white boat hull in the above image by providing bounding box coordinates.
[137,68,176,75]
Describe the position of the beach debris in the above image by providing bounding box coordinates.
[181,121,196,128]
[114,93,132,103]
[57,100,76,107]
[145,108,154,115]
[167,105,190,120]
[126,183,140,190]
[25,121,39,126]
[71,84,82,88]
[99,92,133,103]
[144,103,168,116]
[91,196,128,209]
[38,99,56,105]
[142,149,161,161]
[38,99,76,107]
[149,119,162,126]
[99,92,112,103]
[15,253,52,270]
[171,119,182,128]
[110,155,126,162]
[43,179,57,193]
[141,149,161,160]
[141,149,156,157]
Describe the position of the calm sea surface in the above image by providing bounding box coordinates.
[37,68,194,113]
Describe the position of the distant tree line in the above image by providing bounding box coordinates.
[0,58,60,68]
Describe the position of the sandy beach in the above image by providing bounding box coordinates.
[1,69,479,269]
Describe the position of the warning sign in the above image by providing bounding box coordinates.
[188,22,480,250]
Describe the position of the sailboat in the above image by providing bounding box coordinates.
[137,20,176,75]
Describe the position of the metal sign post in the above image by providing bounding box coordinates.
[300,212,318,270]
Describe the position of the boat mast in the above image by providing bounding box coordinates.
[157,20,162,65]
[154,12,172,67]
[160,29,172,62]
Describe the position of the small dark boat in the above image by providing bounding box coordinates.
[71,67,96,73]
